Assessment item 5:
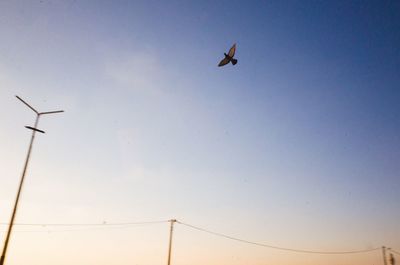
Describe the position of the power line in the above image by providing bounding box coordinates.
[0,219,392,256]
[0,220,169,233]
[177,221,381,255]
[0,220,168,227]
[0,224,165,234]
[391,249,400,256]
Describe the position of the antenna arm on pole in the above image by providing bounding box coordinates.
[15,95,39,114]
[39,110,64,115]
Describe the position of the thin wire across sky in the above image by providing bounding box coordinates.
[0,219,393,256]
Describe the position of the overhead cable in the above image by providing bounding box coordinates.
[0,220,168,227]
[177,221,381,255]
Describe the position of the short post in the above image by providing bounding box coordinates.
[383,246,388,265]
[167,219,177,265]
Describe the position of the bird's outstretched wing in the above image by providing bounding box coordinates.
[228,43,236,58]
[218,57,230,67]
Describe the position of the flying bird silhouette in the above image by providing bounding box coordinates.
[218,43,238,67]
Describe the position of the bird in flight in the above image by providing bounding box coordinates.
[218,43,238,67]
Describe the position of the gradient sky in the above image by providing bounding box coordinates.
[0,1,399,265]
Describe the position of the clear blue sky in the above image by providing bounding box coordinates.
[0,1,399,264]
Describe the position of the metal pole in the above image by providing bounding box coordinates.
[383,246,388,265]
[167,219,177,265]
[0,96,63,265]
[0,115,40,265]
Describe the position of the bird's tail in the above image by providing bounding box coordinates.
[231,59,238,65]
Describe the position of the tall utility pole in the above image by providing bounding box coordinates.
[167,219,177,265]
[0,96,63,265]
[383,246,388,265]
